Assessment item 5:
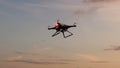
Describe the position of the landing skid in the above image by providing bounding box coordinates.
[51,30,73,38]
[62,30,73,38]
[52,31,60,37]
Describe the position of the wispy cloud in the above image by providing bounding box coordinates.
[6,56,74,64]
[74,6,100,15]
[15,46,52,55]
[15,51,28,54]
[7,59,68,64]
[78,54,108,63]
[104,45,120,51]
[7,56,23,61]
[15,51,41,55]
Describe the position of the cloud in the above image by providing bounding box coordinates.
[79,54,99,62]
[73,0,120,34]
[104,45,120,51]
[15,47,51,55]
[8,59,68,64]
[79,54,108,63]
[74,6,100,15]
[15,51,27,54]
[0,0,78,11]
[7,56,23,61]
[73,1,102,16]
[6,56,74,64]
[0,0,105,16]
[15,51,42,56]
[0,0,110,19]
[83,0,119,3]
[74,0,120,16]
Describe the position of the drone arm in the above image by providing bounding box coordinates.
[65,24,76,29]
[69,23,76,27]
[48,27,56,30]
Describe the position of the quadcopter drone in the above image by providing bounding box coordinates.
[48,20,76,38]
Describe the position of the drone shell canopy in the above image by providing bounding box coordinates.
[54,23,60,28]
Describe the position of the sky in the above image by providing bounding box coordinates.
[1,0,120,68]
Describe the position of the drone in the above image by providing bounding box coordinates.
[48,20,76,38]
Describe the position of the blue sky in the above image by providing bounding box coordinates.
[1,0,120,68]
[0,0,80,53]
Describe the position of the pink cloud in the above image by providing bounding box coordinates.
[79,54,108,63]
[79,54,98,62]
